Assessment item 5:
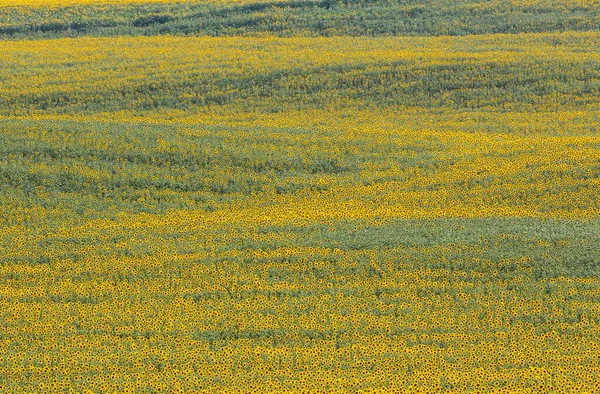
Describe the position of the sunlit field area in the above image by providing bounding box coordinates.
[0,0,599,392]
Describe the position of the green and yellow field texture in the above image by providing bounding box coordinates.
[1,0,600,392]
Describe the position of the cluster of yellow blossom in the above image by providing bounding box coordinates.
[0,15,599,393]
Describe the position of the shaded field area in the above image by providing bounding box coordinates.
[0,2,599,393]
[0,0,599,40]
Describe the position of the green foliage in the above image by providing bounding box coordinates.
[0,119,373,221]
[1,0,599,40]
